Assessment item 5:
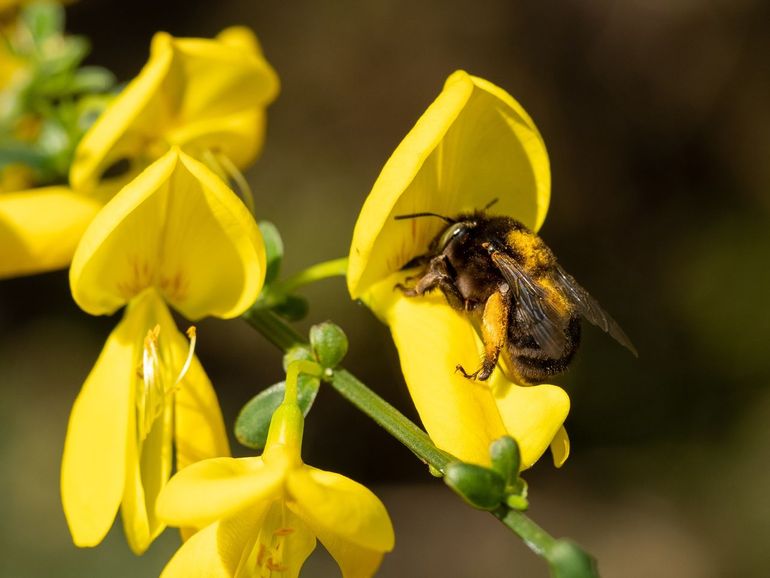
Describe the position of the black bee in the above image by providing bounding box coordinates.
[395,207,637,385]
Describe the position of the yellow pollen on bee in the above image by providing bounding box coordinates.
[539,277,571,315]
[506,230,554,271]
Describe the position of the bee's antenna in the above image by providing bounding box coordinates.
[394,212,456,224]
[482,198,499,212]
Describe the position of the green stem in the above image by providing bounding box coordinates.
[241,307,595,576]
[283,360,323,405]
[274,257,348,294]
[495,507,556,556]
[242,307,303,351]
[329,368,453,471]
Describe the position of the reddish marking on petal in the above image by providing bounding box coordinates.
[265,558,288,572]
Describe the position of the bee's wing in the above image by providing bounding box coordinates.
[553,265,638,357]
[490,251,569,358]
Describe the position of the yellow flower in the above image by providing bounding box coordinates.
[157,398,395,578]
[347,70,570,469]
[61,148,266,553]
[70,27,279,193]
[0,185,104,278]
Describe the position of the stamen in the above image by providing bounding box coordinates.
[216,152,256,215]
[174,326,197,387]
[201,148,256,215]
[137,325,163,441]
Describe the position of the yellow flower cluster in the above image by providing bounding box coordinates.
[58,28,278,555]
[2,10,577,578]
[6,23,393,577]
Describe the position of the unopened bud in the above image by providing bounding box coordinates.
[444,462,505,511]
[309,321,348,368]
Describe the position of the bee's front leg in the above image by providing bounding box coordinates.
[456,285,511,381]
[396,255,464,310]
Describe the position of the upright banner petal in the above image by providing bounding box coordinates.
[348,70,550,299]
[70,148,266,320]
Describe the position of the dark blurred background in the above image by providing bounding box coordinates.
[2,0,769,576]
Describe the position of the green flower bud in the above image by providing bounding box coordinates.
[309,321,349,368]
[489,435,521,486]
[444,462,505,511]
[547,540,600,578]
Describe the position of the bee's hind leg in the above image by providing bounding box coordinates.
[457,285,510,381]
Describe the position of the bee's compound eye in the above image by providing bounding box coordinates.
[439,222,467,250]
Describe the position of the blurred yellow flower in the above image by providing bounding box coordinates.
[70,27,279,193]
[347,70,570,469]
[62,148,266,553]
[157,397,395,578]
[0,184,110,278]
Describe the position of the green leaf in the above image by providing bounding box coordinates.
[235,375,320,450]
[258,220,284,286]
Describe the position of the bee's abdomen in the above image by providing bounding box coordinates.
[507,315,581,384]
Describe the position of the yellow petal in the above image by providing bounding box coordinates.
[122,389,174,554]
[175,354,230,471]
[491,375,570,469]
[70,29,279,192]
[550,426,571,468]
[0,186,102,278]
[287,466,394,553]
[348,70,550,298]
[160,521,240,578]
[311,529,386,578]
[70,148,266,320]
[69,32,174,193]
[157,457,283,529]
[367,273,508,465]
[60,290,153,546]
[168,34,278,137]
